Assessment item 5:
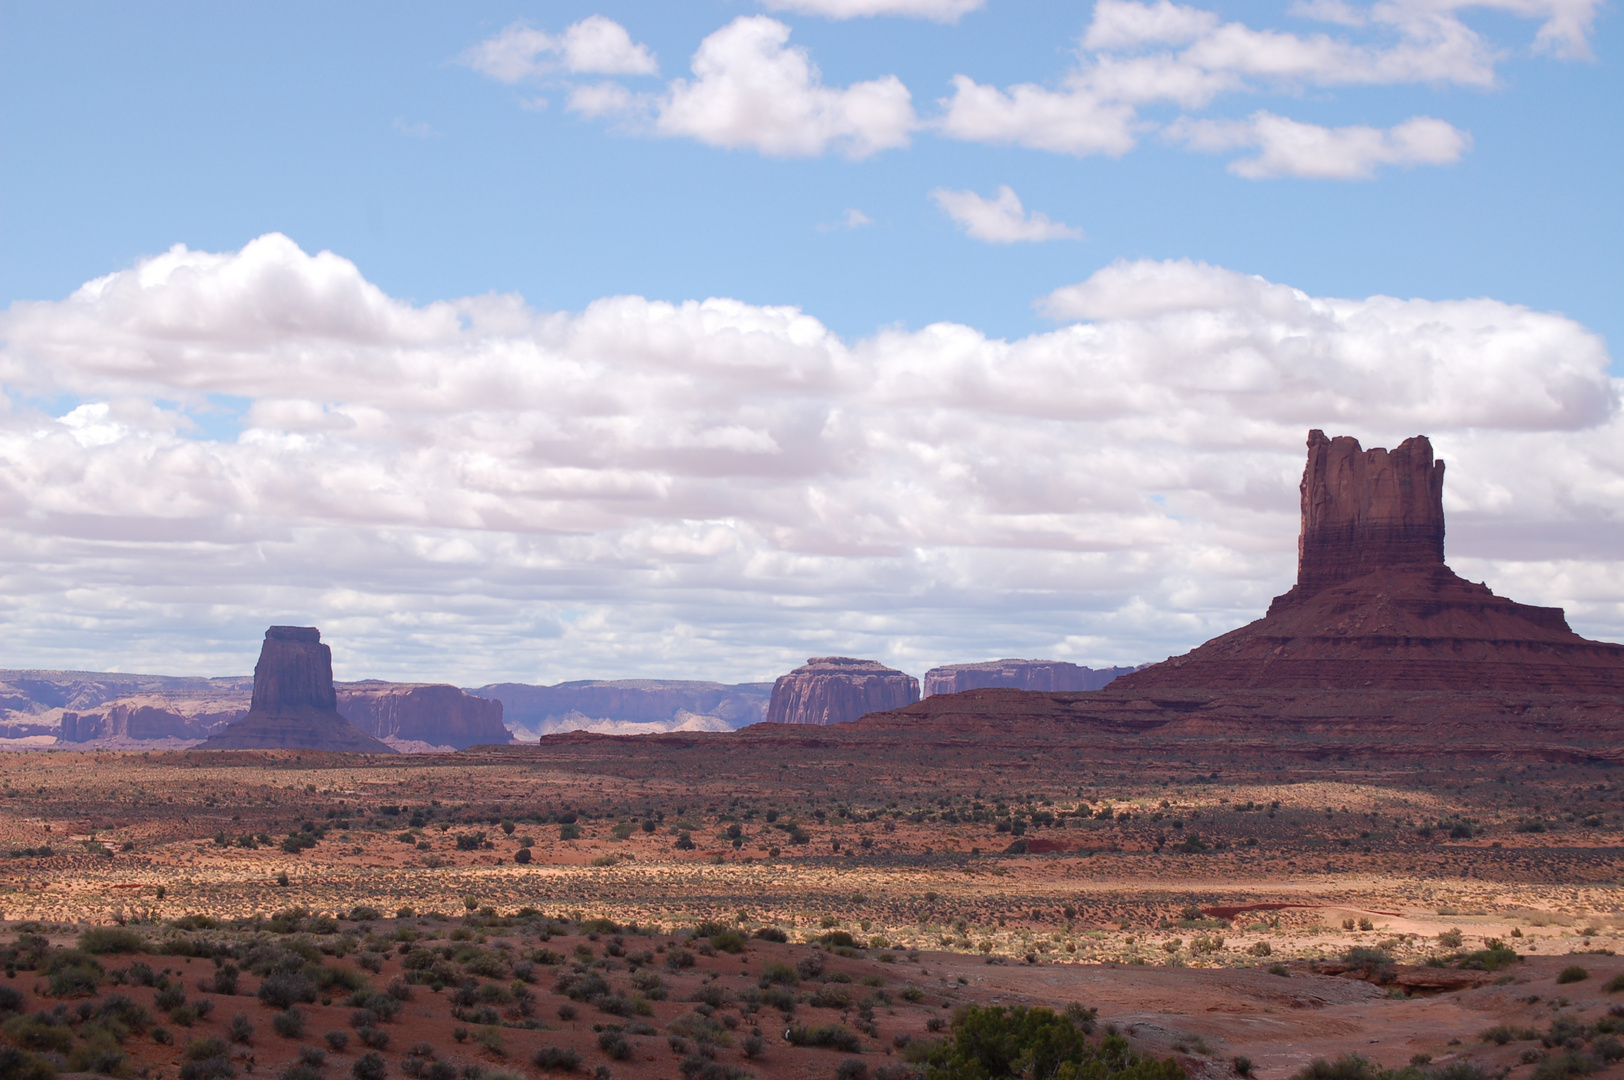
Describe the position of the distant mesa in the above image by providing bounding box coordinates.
[472,680,772,738]
[923,660,1134,697]
[201,627,395,753]
[766,657,920,727]
[1112,429,1624,695]
[336,682,509,751]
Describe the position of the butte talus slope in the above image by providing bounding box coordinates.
[860,431,1624,754]
[201,627,394,753]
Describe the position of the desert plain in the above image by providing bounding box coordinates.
[2,721,1620,1080]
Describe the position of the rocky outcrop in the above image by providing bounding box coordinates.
[765,657,919,726]
[923,660,1134,697]
[336,682,510,750]
[201,627,394,753]
[472,681,771,737]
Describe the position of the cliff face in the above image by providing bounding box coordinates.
[923,660,1134,697]
[60,698,245,743]
[336,682,509,749]
[472,681,771,736]
[765,657,919,726]
[202,627,394,753]
[1111,430,1624,695]
[1286,429,1447,603]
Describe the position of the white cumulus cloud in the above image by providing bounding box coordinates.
[650,16,915,158]
[759,0,984,20]
[931,186,1084,243]
[0,237,1618,683]
[1167,111,1472,178]
[461,15,658,82]
[937,0,1593,172]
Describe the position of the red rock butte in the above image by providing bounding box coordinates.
[1112,429,1624,695]
[862,431,1624,757]
[201,626,394,753]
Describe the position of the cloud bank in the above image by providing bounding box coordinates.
[0,236,1618,683]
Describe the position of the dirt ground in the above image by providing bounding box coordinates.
[0,732,1621,1078]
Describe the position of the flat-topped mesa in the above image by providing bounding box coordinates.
[1286,429,1446,604]
[766,657,920,727]
[923,660,1134,697]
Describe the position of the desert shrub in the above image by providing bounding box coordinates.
[0,1047,58,1080]
[80,927,146,955]
[280,1067,323,1080]
[3,1015,74,1053]
[273,1007,307,1038]
[1591,1037,1623,1064]
[325,1030,351,1051]
[1290,1057,1392,1080]
[786,1025,862,1052]
[358,1026,390,1050]
[228,1014,255,1044]
[180,1058,237,1080]
[1437,930,1464,949]
[533,1047,582,1071]
[919,1005,1182,1080]
[211,963,241,995]
[42,950,104,997]
[669,1012,733,1046]
[260,972,318,1009]
[838,1060,870,1080]
[666,949,696,971]
[796,953,826,981]
[761,962,798,986]
[743,1034,765,1058]
[474,1028,505,1056]
[1531,1052,1601,1080]
[1603,974,1624,993]
[1481,1025,1539,1045]
[186,1036,232,1062]
[1557,967,1589,985]
[753,928,788,944]
[352,1052,388,1080]
[300,1046,328,1067]
[1342,947,1393,975]
[1248,943,1272,957]
[0,986,24,1014]
[710,931,748,954]
[598,1031,632,1060]
[679,1058,755,1080]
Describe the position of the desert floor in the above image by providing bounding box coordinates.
[0,732,1621,1078]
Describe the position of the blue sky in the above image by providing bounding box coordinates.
[0,0,1621,683]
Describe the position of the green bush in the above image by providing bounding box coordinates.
[533,1047,582,1072]
[785,1025,862,1053]
[1556,966,1589,985]
[80,927,146,955]
[913,1005,1181,1080]
[1605,973,1624,993]
[0,1047,57,1080]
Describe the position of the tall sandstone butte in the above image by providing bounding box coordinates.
[202,627,395,752]
[923,660,1134,697]
[766,657,919,726]
[1110,429,1624,694]
[859,430,1624,753]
